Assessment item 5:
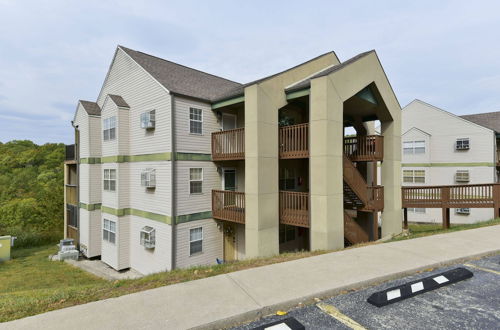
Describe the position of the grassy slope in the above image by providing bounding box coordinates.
[2,219,499,322]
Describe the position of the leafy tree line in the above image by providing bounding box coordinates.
[0,140,64,247]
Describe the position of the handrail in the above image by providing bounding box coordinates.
[212,189,245,224]
[279,123,309,159]
[211,128,245,161]
[344,135,384,161]
[279,191,309,228]
[343,154,369,205]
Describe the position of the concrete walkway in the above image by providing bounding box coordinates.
[3,225,500,330]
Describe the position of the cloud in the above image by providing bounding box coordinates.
[1,0,500,144]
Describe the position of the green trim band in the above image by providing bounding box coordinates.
[175,153,212,161]
[402,162,495,167]
[286,88,310,100]
[80,152,214,164]
[79,202,102,211]
[100,206,212,225]
[211,96,244,109]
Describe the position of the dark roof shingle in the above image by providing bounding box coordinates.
[119,46,242,102]
[460,111,500,133]
[79,100,101,116]
[108,94,129,108]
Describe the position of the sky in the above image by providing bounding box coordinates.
[1,0,500,144]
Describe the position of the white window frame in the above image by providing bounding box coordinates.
[403,170,425,183]
[104,169,116,191]
[189,227,203,255]
[456,138,470,150]
[103,116,117,141]
[455,170,470,183]
[141,168,156,188]
[403,140,425,155]
[189,168,203,194]
[103,219,116,244]
[189,108,203,135]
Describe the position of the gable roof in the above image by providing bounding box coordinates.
[79,100,101,116]
[119,46,242,103]
[460,111,500,133]
[402,126,431,137]
[285,50,375,93]
[108,94,129,108]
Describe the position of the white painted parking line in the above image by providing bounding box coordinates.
[386,289,401,300]
[464,263,500,276]
[316,303,367,330]
[265,324,292,330]
[433,275,449,284]
[410,282,424,293]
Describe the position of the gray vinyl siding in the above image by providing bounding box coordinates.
[128,162,171,216]
[175,218,223,269]
[97,48,172,154]
[175,161,220,216]
[174,97,218,154]
[88,116,102,157]
[129,216,172,274]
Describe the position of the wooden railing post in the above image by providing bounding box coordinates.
[441,187,450,229]
[494,184,500,219]
[403,208,408,230]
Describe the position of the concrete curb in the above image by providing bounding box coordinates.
[197,249,500,330]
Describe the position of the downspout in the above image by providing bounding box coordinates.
[170,95,177,270]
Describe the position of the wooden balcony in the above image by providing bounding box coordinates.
[344,135,384,162]
[212,190,245,224]
[211,128,245,161]
[279,123,309,159]
[402,183,500,209]
[65,185,78,205]
[279,191,309,228]
[367,185,384,211]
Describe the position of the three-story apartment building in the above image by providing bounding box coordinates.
[64,46,402,275]
[402,100,500,224]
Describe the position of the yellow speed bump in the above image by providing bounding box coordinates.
[316,303,366,330]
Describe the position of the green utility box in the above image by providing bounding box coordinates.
[0,236,12,262]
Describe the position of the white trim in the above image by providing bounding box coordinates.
[402,126,432,137]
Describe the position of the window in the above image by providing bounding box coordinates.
[408,208,426,213]
[403,141,425,154]
[189,108,203,134]
[103,219,116,244]
[456,208,470,215]
[140,110,156,129]
[455,170,470,183]
[104,169,116,191]
[279,168,296,190]
[67,204,78,228]
[189,227,203,255]
[141,168,156,188]
[456,138,470,150]
[140,226,155,248]
[103,116,116,141]
[279,225,297,244]
[189,168,203,194]
[403,170,425,183]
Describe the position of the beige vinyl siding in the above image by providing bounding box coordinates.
[118,216,131,270]
[78,208,91,257]
[102,163,119,209]
[236,223,245,259]
[129,216,172,274]
[175,218,222,269]
[97,48,171,153]
[87,210,102,258]
[128,162,171,216]
[88,116,102,157]
[174,97,218,154]
[73,105,90,158]
[175,161,220,216]
[117,163,130,209]
[79,164,101,204]
[118,107,130,156]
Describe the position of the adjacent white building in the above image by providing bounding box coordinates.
[402,99,500,224]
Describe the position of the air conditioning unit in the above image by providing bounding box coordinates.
[59,238,76,252]
[141,169,156,188]
[141,110,156,129]
[140,226,155,249]
[455,139,470,150]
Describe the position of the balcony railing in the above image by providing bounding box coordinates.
[344,135,384,162]
[368,185,384,211]
[212,190,245,224]
[279,191,309,228]
[279,123,309,159]
[65,144,76,161]
[211,128,245,161]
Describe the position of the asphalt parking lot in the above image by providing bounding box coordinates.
[231,253,500,330]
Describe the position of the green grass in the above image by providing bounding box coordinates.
[2,218,500,323]
[389,218,500,242]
